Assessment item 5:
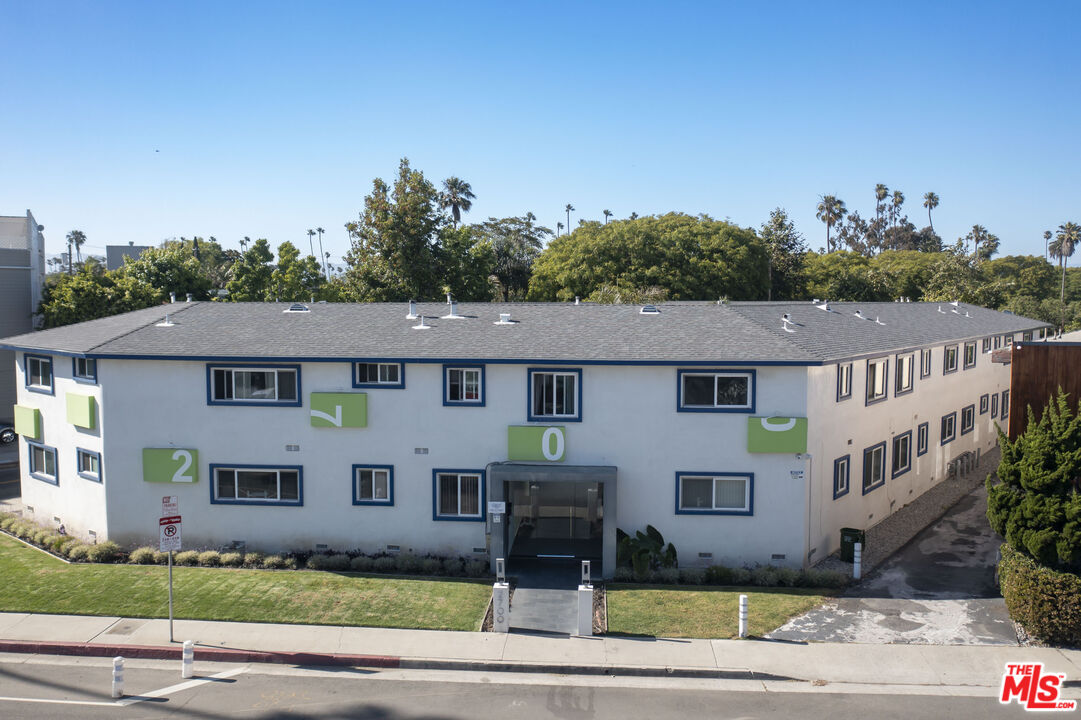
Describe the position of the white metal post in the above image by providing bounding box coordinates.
[738,594,748,638]
[168,550,174,642]
[182,640,194,678]
[577,561,593,637]
[111,656,124,698]
[492,557,510,633]
[853,541,862,580]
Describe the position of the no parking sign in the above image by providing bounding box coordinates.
[159,516,182,552]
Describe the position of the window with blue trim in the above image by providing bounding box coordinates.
[920,348,932,378]
[25,355,53,394]
[678,370,755,412]
[866,357,888,404]
[208,365,299,405]
[676,472,753,515]
[1001,390,1010,421]
[433,470,484,520]
[991,393,999,418]
[212,465,302,505]
[943,346,959,374]
[529,368,581,420]
[837,363,852,401]
[941,412,957,444]
[353,362,404,389]
[963,342,977,369]
[73,357,97,383]
[862,443,886,494]
[917,422,929,456]
[353,465,393,505]
[833,456,850,499]
[961,404,975,434]
[77,448,101,482]
[444,365,484,406]
[894,353,914,396]
[982,337,992,354]
[980,394,989,414]
[28,442,58,484]
[891,431,912,478]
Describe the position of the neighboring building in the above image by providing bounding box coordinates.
[0,210,46,422]
[1006,339,1081,439]
[0,300,1047,577]
[106,242,151,271]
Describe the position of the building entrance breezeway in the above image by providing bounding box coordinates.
[505,480,602,561]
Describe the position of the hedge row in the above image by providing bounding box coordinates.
[998,543,1081,646]
[612,564,848,589]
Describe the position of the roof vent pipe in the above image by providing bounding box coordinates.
[495,313,514,325]
[170,292,176,303]
[574,296,580,305]
[446,293,453,304]
[412,315,430,330]
[406,300,418,319]
[186,293,193,302]
[442,301,464,319]
[854,309,863,319]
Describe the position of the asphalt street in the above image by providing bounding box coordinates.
[0,657,1041,720]
[0,463,19,503]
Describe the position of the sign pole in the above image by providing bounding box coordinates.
[168,550,174,642]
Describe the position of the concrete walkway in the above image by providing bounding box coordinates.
[0,611,1079,694]
[509,559,582,635]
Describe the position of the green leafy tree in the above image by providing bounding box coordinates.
[37,265,159,328]
[801,251,892,301]
[440,177,476,227]
[759,208,806,300]
[528,213,767,301]
[815,195,846,252]
[475,214,551,300]
[987,390,1081,572]
[983,255,1057,301]
[344,158,444,301]
[270,241,325,301]
[225,238,275,301]
[436,225,497,301]
[869,250,940,300]
[119,243,212,301]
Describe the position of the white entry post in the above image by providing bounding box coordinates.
[577,561,593,637]
[492,558,510,633]
[853,542,862,580]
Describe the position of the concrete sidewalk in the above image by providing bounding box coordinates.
[1,612,1079,692]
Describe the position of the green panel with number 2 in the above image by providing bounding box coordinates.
[142,448,199,483]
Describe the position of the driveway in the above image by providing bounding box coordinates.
[768,484,1018,645]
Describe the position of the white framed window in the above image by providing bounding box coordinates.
[920,348,932,378]
[353,465,392,505]
[993,335,1002,350]
[676,473,753,515]
[894,353,914,395]
[28,442,58,484]
[1001,390,1010,420]
[444,366,484,406]
[73,357,97,382]
[25,355,53,394]
[941,412,957,444]
[891,432,911,478]
[833,456,850,499]
[917,422,929,456]
[961,404,975,434]
[434,470,483,520]
[353,362,403,388]
[209,365,299,405]
[982,337,992,353]
[866,357,888,404]
[678,370,755,412]
[963,342,977,369]
[77,448,101,482]
[212,465,302,505]
[943,345,958,374]
[980,394,989,414]
[837,363,852,401]
[862,442,885,494]
[529,368,582,420]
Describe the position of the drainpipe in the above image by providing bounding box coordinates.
[798,453,814,569]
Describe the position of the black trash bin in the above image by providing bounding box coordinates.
[840,527,866,563]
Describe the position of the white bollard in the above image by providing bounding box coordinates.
[112,656,124,699]
[738,594,748,638]
[577,584,593,637]
[492,582,510,633]
[853,541,862,580]
[182,640,194,678]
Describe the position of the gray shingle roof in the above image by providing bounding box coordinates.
[0,300,1047,365]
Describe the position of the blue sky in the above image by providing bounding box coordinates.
[2,1,1078,265]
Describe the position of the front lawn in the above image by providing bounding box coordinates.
[606,584,833,638]
[0,534,490,631]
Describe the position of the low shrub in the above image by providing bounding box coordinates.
[420,557,442,575]
[14,523,35,540]
[464,559,488,578]
[613,566,635,582]
[262,555,286,570]
[703,565,733,585]
[153,551,168,564]
[220,552,243,567]
[799,569,847,589]
[730,567,752,585]
[679,568,705,585]
[999,543,1081,646]
[350,555,374,572]
[197,551,221,567]
[372,556,396,573]
[774,567,801,587]
[86,541,121,563]
[129,547,158,564]
[442,557,464,577]
[66,544,91,561]
[654,567,681,584]
[242,552,265,569]
[396,554,422,574]
[0,517,17,532]
[282,557,298,570]
[49,535,77,553]
[175,550,200,566]
[308,553,351,571]
[750,566,779,587]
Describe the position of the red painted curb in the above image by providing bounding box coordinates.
[0,639,400,668]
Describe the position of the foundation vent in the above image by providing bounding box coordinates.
[285,444,300,452]
[698,552,713,559]
[315,544,328,551]
[386,544,401,554]
[472,547,486,554]
[771,554,786,561]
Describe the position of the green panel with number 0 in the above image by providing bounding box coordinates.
[142,448,199,483]
[508,426,566,462]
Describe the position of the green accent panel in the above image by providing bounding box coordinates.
[508,425,566,462]
[310,392,367,428]
[747,417,807,453]
[142,448,199,483]
[13,405,41,440]
[65,393,97,430]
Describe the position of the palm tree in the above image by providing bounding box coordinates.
[1050,222,1080,304]
[66,230,86,273]
[891,190,905,228]
[440,177,476,227]
[603,209,612,224]
[1044,230,1053,259]
[316,227,327,278]
[556,222,564,236]
[874,184,889,226]
[815,195,847,252]
[922,192,939,233]
[565,204,574,232]
[306,229,316,257]
[325,251,332,277]
[240,236,250,252]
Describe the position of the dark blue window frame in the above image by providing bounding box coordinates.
[862,442,887,495]
[205,364,302,407]
[920,348,932,378]
[431,468,487,522]
[352,360,405,389]
[865,357,889,406]
[979,393,989,415]
[676,369,757,414]
[894,353,915,397]
[442,364,486,407]
[674,472,754,516]
[352,464,394,506]
[943,345,959,375]
[27,440,58,485]
[991,393,999,418]
[1001,390,1010,420]
[891,430,912,478]
[24,354,54,395]
[72,356,98,384]
[963,342,977,370]
[836,363,853,402]
[833,456,850,500]
[941,411,957,445]
[209,464,304,507]
[528,367,583,422]
[917,422,929,456]
[961,404,975,435]
[76,447,102,483]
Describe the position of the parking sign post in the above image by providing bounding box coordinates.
[159,497,181,642]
